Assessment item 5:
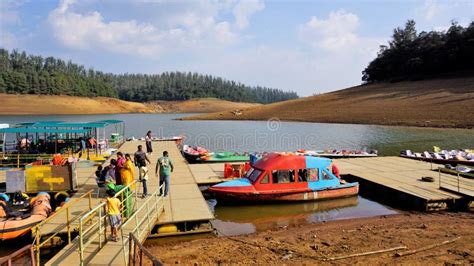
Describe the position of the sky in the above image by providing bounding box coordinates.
[0,0,473,96]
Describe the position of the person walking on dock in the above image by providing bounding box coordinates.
[105,189,121,242]
[116,152,125,185]
[122,154,136,190]
[156,151,174,197]
[145,130,153,156]
[135,145,151,198]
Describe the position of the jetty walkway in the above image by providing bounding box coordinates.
[39,140,213,265]
[337,156,473,211]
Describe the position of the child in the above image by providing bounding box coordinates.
[139,166,149,198]
[105,189,121,241]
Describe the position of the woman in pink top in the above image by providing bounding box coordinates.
[116,152,125,185]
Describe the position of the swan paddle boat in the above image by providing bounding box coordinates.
[209,153,358,202]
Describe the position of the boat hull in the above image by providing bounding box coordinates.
[211,184,359,203]
[400,155,474,166]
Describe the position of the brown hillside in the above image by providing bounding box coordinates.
[182,77,474,128]
[0,94,259,115]
[148,98,260,113]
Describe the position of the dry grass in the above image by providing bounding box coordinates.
[0,95,258,115]
[183,77,474,128]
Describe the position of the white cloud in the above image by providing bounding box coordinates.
[47,0,254,56]
[233,0,264,29]
[299,9,361,51]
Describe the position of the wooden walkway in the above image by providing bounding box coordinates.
[46,140,213,265]
[336,156,472,210]
[188,163,226,185]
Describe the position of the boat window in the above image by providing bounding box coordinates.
[308,169,319,181]
[247,168,262,182]
[322,170,332,180]
[260,174,269,184]
[298,169,308,182]
[272,170,295,184]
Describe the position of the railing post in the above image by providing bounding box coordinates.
[457,172,460,192]
[30,245,36,266]
[79,220,84,266]
[66,207,71,244]
[17,153,20,168]
[103,205,108,245]
[35,228,40,266]
[88,192,92,210]
[99,206,103,249]
[129,233,133,266]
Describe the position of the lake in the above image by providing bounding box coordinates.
[1,113,473,156]
[0,113,473,243]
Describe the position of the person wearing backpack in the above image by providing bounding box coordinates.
[155,151,173,197]
[134,145,151,197]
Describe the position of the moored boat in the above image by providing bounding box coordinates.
[296,149,378,158]
[400,149,474,166]
[209,153,358,202]
[0,193,52,241]
[439,165,474,179]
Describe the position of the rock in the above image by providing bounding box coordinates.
[419,223,428,229]
[341,244,349,250]
[321,241,331,247]
[265,236,273,241]
[312,234,317,239]
[310,244,319,251]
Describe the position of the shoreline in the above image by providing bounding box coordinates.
[146,211,474,264]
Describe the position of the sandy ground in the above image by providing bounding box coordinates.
[148,98,260,113]
[183,77,474,128]
[147,212,474,265]
[0,95,258,115]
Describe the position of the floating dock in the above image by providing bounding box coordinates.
[336,156,473,211]
[44,140,213,265]
[188,163,226,185]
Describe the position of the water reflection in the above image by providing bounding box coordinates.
[210,196,397,236]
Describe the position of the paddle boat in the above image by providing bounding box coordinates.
[296,149,378,158]
[439,165,474,179]
[400,148,474,166]
[0,192,52,241]
[209,153,358,202]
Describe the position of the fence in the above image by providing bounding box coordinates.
[0,244,35,266]
[438,168,474,197]
[78,180,140,265]
[120,184,165,264]
[128,233,162,266]
[32,190,93,266]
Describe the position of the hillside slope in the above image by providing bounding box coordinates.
[149,98,260,113]
[0,94,259,115]
[182,77,474,128]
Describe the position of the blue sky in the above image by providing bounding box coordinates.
[1,0,473,96]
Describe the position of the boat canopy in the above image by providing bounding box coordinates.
[254,153,332,170]
[0,128,88,134]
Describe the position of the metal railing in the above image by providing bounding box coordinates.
[78,180,140,265]
[0,244,35,266]
[32,190,94,266]
[0,153,55,168]
[438,168,474,196]
[120,184,165,265]
[128,233,163,266]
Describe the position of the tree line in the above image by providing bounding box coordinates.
[363,20,474,82]
[0,49,298,103]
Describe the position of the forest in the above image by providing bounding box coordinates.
[363,20,474,82]
[0,49,298,104]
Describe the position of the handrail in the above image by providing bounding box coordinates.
[0,244,35,266]
[78,180,139,265]
[128,233,163,266]
[121,184,165,265]
[32,190,93,266]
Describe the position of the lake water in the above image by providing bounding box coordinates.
[1,113,473,246]
[1,113,473,156]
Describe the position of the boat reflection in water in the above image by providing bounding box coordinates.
[209,196,381,236]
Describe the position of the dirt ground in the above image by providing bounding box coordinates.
[183,77,474,129]
[0,94,258,115]
[147,212,474,265]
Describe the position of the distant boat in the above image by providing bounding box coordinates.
[439,165,474,179]
[209,153,358,202]
[296,149,378,159]
[400,149,474,166]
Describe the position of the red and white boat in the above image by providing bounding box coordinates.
[209,153,358,202]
